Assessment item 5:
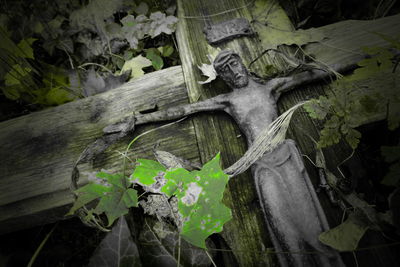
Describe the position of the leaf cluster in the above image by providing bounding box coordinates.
[0,0,179,106]
[69,153,232,249]
[67,172,138,226]
[132,153,232,249]
[304,35,400,149]
[0,30,75,106]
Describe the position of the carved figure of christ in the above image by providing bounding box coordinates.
[99,50,350,266]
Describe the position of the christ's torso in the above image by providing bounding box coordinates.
[225,79,278,144]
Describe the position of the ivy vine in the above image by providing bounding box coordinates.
[68,153,231,249]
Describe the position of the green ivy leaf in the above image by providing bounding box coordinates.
[121,55,152,79]
[181,154,231,248]
[94,186,138,226]
[131,159,166,185]
[97,171,126,188]
[16,38,37,59]
[44,87,74,106]
[158,45,174,57]
[1,85,21,100]
[164,153,231,248]
[318,127,341,148]
[325,115,341,128]
[67,183,111,216]
[345,128,361,149]
[146,48,164,70]
[121,14,147,49]
[123,188,139,207]
[148,12,178,38]
[303,96,330,120]
[131,153,232,248]
[4,64,32,86]
[67,172,138,226]
[161,167,189,197]
[319,212,369,251]
[251,0,325,51]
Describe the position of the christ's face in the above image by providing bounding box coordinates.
[217,57,249,88]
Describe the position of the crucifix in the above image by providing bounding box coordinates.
[83,49,352,266]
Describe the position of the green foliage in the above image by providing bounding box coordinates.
[121,11,178,50]
[0,31,76,106]
[0,0,179,106]
[15,38,37,59]
[303,89,363,149]
[303,36,400,149]
[319,211,370,251]
[251,0,325,50]
[158,45,174,57]
[132,159,166,185]
[69,152,231,249]
[303,96,329,120]
[121,55,153,79]
[146,48,164,70]
[132,153,232,249]
[67,172,138,226]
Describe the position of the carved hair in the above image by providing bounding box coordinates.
[213,50,267,84]
[213,50,241,72]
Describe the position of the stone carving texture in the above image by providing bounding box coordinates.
[212,51,345,267]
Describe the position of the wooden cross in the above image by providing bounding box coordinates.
[0,0,398,265]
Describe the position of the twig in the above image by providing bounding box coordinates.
[337,149,355,179]
[27,223,58,267]
[78,62,113,74]
[205,250,217,267]
[177,235,181,267]
[60,42,75,69]
[352,251,359,267]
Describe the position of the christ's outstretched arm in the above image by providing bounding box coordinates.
[271,58,365,99]
[102,93,231,135]
[135,93,231,125]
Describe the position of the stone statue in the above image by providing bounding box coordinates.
[79,50,346,266]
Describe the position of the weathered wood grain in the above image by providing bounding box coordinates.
[0,1,398,265]
[176,0,399,266]
[302,13,400,126]
[0,66,201,234]
[176,1,282,266]
[277,12,400,267]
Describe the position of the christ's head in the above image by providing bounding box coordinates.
[214,50,249,88]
